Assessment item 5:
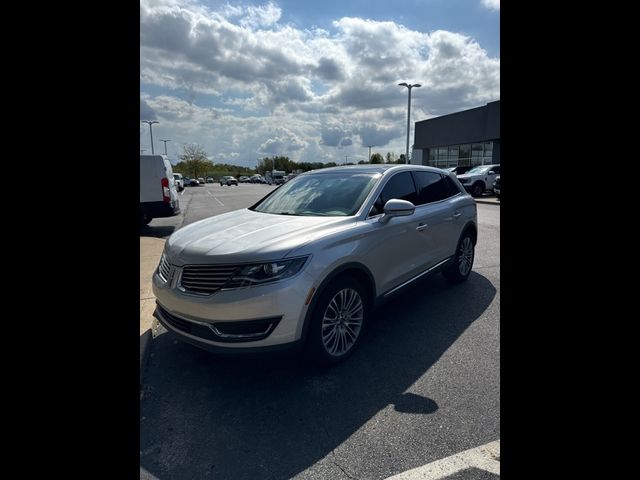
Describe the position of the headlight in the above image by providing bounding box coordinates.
[223,256,309,289]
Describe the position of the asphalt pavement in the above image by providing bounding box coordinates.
[140,185,500,479]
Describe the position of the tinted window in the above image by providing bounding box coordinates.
[491,166,500,174]
[369,172,417,216]
[443,176,462,197]
[413,171,451,205]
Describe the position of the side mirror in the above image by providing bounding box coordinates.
[379,199,415,224]
[488,170,496,175]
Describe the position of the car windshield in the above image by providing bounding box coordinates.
[252,172,380,216]
[467,166,492,175]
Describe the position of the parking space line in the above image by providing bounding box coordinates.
[214,196,224,206]
[385,440,500,479]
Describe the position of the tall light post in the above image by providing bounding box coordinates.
[159,138,171,156]
[141,120,159,154]
[367,145,374,163]
[398,83,421,164]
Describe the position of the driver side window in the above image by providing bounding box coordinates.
[369,172,417,217]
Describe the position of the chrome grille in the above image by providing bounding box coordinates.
[180,264,239,294]
[157,254,171,282]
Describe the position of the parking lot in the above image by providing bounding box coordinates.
[140,183,500,479]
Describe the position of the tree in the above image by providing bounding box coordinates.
[398,154,407,164]
[370,153,384,164]
[385,152,397,164]
[177,144,214,179]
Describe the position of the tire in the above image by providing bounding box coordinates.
[306,276,369,366]
[471,182,484,197]
[443,230,475,283]
[140,211,152,226]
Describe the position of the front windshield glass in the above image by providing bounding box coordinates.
[252,172,380,216]
[467,166,491,175]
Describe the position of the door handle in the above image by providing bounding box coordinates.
[453,212,462,219]
[416,223,428,231]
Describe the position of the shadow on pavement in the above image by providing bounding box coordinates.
[140,271,496,479]
[140,225,176,238]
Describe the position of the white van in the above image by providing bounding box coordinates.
[140,155,180,225]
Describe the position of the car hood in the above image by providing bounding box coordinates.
[165,209,352,265]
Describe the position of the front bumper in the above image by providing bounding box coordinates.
[152,267,316,350]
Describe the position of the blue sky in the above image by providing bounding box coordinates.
[140,0,499,166]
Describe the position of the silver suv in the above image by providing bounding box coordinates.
[153,165,477,364]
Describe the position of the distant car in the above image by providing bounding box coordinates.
[198,177,205,184]
[493,176,500,200]
[445,165,474,176]
[456,164,501,197]
[239,176,250,183]
[220,175,239,186]
[250,175,267,184]
[206,177,214,183]
[188,178,200,187]
[173,173,185,192]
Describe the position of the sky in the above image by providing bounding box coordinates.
[140,0,500,166]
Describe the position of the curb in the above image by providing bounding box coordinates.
[475,198,500,205]
[140,328,153,386]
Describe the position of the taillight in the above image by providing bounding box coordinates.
[161,178,171,203]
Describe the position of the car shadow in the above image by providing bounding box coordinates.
[140,271,496,479]
[140,225,176,238]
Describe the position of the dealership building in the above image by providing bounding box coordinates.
[411,100,500,169]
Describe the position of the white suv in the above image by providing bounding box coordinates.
[456,164,501,197]
[153,165,477,364]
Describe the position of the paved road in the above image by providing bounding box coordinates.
[140,188,500,480]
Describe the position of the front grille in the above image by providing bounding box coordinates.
[155,303,282,343]
[180,264,239,294]
[157,254,171,282]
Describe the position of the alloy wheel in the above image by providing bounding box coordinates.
[458,236,474,276]
[321,288,364,356]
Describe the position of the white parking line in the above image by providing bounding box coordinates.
[214,196,224,206]
[385,440,500,479]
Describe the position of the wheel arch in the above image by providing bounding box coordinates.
[300,262,376,343]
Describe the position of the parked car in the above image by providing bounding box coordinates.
[153,165,477,365]
[250,174,267,184]
[140,154,180,225]
[220,175,238,186]
[493,176,500,200]
[188,178,200,187]
[239,176,250,183]
[173,173,185,192]
[445,165,474,176]
[456,164,501,197]
[198,177,205,184]
[206,177,214,183]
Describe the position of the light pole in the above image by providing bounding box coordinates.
[398,83,421,164]
[159,139,171,156]
[367,145,374,163]
[140,149,146,154]
[141,120,159,154]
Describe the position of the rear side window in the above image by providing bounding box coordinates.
[413,171,459,205]
[369,172,417,216]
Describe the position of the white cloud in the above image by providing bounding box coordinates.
[140,0,499,166]
[481,0,500,11]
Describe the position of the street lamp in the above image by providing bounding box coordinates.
[159,139,171,156]
[367,145,374,163]
[398,82,421,164]
[141,120,159,154]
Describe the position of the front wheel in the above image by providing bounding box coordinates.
[307,276,368,366]
[471,182,484,197]
[443,231,475,283]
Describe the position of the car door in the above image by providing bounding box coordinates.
[488,165,500,190]
[360,171,428,295]
[411,171,462,264]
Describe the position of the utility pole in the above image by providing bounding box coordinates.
[345,155,348,165]
[398,83,421,163]
[367,145,374,163]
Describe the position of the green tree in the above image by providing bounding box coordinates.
[385,152,397,164]
[370,153,384,164]
[177,144,214,179]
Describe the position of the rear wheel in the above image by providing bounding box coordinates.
[443,231,475,283]
[307,276,368,366]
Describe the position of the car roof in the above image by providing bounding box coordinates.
[299,164,448,176]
